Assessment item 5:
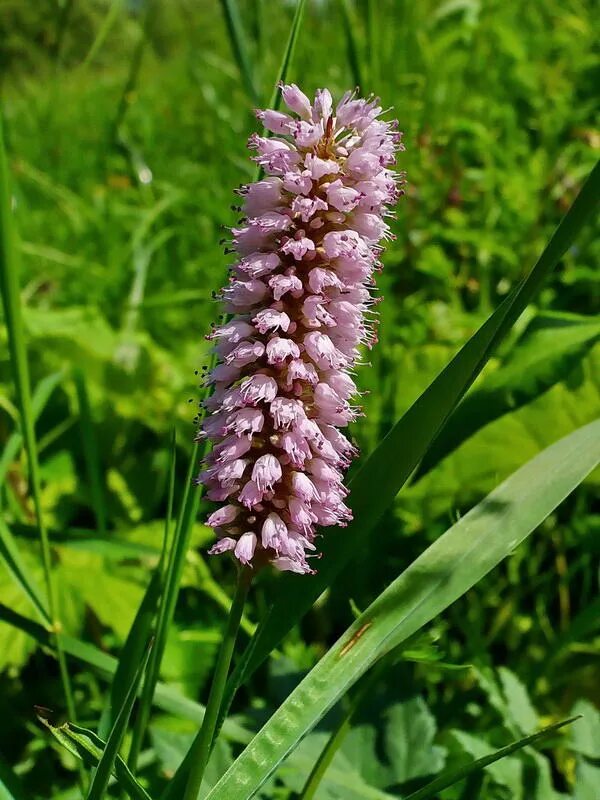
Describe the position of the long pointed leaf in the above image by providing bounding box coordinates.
[206,419,600,799]
[406,717,578,800]
[39,718,153,800]
[128,443,200,770]
[233,160,600,688]
[415,312,600,477]
[98,570,161,739]
[218,0,260,103]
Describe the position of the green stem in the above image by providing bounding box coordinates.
[0,112,82,784]
[182,568,253,800]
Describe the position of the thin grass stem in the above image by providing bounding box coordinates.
[0,112,82,782]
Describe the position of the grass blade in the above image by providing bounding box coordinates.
[406,717,579,800]
[206,419,600,799]
[74,368,107,536]
[38,718,153,800]
[98,570,162,740]
[128,442,201,771]
[267,0,307,110]
[87,642,153,800]
[218,0,260,104]
[0,517,49,623]
[415,312,600,478]
[81,0,125,68]
[232,160,600,688]
[0,111,78,724]
[337,0,365,89]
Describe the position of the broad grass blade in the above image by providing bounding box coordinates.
[206,419,600,799]
[233,160,600,687]
[0,517,49,623]
[218,0,260,103]
[38,718,153,800]
[415,312,600,478]
[405,717,578,800]
[74,368,107,536]
[0,604,251,745]
[87,642,153,799]
[267,0,307,110]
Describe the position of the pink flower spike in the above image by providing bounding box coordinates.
[198,84,403,574]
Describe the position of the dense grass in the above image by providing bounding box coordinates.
[0,1,598,798]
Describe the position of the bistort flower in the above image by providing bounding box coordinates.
[198,84,405,574]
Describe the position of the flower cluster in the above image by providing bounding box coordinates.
[198,84,404,574]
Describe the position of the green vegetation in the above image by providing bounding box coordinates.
[0,1,598,799]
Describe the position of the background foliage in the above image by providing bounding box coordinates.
[0,1,598,798]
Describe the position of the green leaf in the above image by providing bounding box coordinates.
[234,160,600,688]
[337,0,365,89]
[206,420,600,799]
[416,312,600,477]
[38,718,153,800]
[406,718,577,800]
[218,0,260,103]
[86,641,152,800]
[267,0,307,110]
[98,569,162,740]
[128,443,200,771]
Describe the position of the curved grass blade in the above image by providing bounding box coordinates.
[0,609,251,745]
[415,312,600,478]
[405,717,578,800]
[38,717,153,800]
[219,0,260,104]
[206,419,600,799]
[232,160,600,688]
[87,642,153,799]
[267,0,307,110]
[0,517,49,623]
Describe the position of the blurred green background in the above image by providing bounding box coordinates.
[0,1,598,798]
